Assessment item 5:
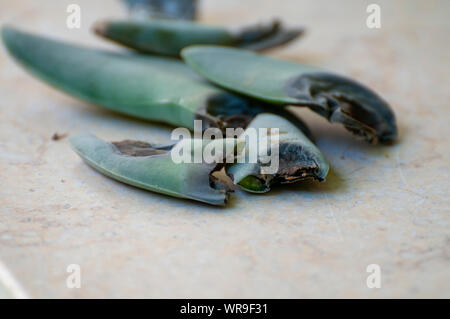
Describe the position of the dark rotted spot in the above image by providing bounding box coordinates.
[112,140,169,157]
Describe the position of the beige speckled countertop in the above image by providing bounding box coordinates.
[0,0,449,298]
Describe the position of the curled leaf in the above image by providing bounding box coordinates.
[227,113,329,193]
[182,46,397,144]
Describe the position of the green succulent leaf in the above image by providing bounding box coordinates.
[1,26,309,133]
[227,113,329,193]
[70,134,235,206]
[93,19,303,56]
[3,27,329,201]
[1,26,221,129]
[182,45,397,144]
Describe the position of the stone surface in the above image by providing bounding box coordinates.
[0,0,448,298]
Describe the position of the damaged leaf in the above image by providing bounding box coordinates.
[227,113,329,193]
[93,19,303,56]
[70,134,236,206]
[182,46,397,144]
[4,27,331,203]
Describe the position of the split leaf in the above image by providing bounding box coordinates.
[227,113,329,193]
